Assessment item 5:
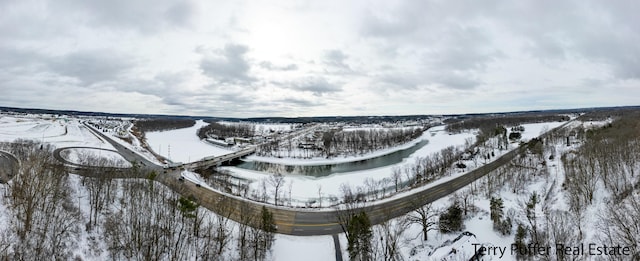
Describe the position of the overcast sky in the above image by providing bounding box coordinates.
[1,1,638,117]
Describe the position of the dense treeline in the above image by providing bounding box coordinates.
[134,118,196,133]
[197,122,255,139]
[576,107,640,121]
[256,128,423,158]
[445,114,568,133]
[326,128,423,156]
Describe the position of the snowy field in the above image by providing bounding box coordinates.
[0,115,112,149]
[218,121,296,136]
[253,122,296,136]
[145,120,235,163]
[271,235,336,261]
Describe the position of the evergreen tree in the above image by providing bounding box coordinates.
[439,201,463,233]
[499,217,512,235]
[513,224,527,259]
[490,197,512,235]
[347,212,372,261]
[490,197,504,224]
[525,193,539,242]
[177,196,198,218]
[260,206,276,248]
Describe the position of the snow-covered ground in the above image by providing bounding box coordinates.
[0,115,112,149]
[515,122,561,140]
[271,235,335,261]
[253,122,296,136]
[145,120,235,163]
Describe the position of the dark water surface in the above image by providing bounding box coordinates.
[235,140,428,177]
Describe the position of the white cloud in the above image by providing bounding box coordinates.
[0,0,638,117]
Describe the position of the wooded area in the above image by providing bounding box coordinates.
[0,142,276,260]
[197,122,255,139]
[134,118,196,133]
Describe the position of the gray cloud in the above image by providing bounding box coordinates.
[164,2,195,27]
[57,0,196,33]
[283,77,342,96]
[161,91,283,117]
[47,50,135,86]
[360,4,500,91]
[200,44,256,85]
[0,46,44,72]
[323,49,351,70]
[479,1,640,80]
[276,97,322,107]
[259,61,298,71]
[434,73,481,90]
[427,26,502,72]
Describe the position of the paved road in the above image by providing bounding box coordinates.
[83,123,163,172]
[53,122,531,236]
[0,150,20,183]
[332,234,343,261]
[52,146,144,178]
[183,147,256,170]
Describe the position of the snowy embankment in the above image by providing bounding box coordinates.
[145,120,235,163]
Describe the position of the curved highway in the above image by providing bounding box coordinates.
[48,122,536,236]
[52,146,141,179]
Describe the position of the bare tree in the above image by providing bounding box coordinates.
[236,202,254,261]
[597,192,640,261]
[407,202,439,241]
[454,189,474,216]
[268,173,286,206]
[391,167,402,192]
[544,210,578,261]
[317,184,323,208]
[374,215,410,261]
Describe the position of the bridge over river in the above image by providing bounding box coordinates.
[179,146,256,170]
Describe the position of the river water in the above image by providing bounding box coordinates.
[235,140,429,177]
